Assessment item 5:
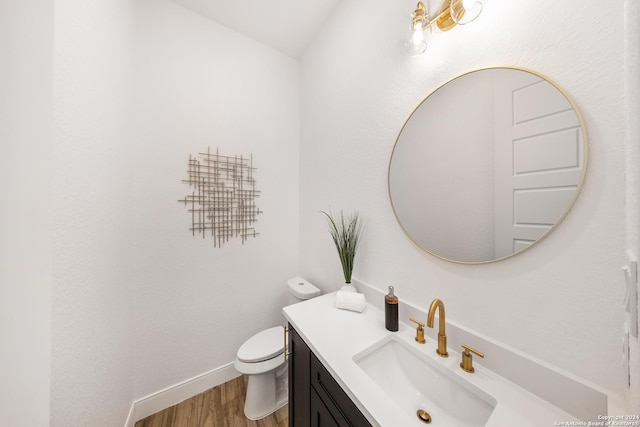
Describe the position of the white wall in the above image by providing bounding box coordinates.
[51,1,137,425]
[300,0,630,403]
[132,0,300,401]
[7,0,299,423]
[0,1,52,426]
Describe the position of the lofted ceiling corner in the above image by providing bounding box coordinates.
[169,0,342,58]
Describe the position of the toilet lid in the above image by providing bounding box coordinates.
[237,326,285,363]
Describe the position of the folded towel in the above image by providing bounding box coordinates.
[336,290,367,313]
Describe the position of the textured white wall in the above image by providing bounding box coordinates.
[51,1,137,426]
[132,0,300,400]
[0,1,52,426]
[300,0,629,401]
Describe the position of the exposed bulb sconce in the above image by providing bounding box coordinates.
[408,1,431,56]
[408,0,483,56]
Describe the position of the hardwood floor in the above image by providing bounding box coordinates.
[134,375,288,427]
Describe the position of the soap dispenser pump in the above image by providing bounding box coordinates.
[385,286,399,332]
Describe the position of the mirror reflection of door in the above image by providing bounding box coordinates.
[493,72,584,258]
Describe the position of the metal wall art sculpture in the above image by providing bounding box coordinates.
[179,147,262,247]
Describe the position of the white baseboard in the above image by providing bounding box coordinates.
[124,362,241,427]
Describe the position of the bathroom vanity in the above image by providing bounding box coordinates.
[284,291,609,427]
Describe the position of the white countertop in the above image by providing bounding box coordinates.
[283,292,587,427]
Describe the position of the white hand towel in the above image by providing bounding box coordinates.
[335,290,367,313]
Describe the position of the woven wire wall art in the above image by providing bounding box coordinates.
[179,147,262,247]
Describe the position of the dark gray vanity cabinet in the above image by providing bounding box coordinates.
[288,324,372,427]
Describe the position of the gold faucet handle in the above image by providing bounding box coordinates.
[460,344,484,373]
[409,317,426,344]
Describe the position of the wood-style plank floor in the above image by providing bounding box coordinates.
[134,375,288,427]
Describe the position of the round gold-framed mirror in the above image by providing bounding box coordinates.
[388,66,588,264]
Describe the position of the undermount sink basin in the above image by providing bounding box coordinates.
[353,335,497,426]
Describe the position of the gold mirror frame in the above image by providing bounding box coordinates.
[388,66,588,264]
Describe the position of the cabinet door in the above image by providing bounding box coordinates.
[311,354,371,427]
[311,389,343,427]
[289,325,311,427]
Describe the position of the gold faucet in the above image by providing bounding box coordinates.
[427,298,448,357]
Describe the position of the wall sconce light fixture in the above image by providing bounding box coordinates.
[408,0,483,56]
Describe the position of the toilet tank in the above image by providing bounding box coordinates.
[287,277,321,305]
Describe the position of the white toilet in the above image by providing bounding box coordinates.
[234,277,321,420]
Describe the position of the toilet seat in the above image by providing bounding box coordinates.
[237,326,285,363]
[234,353,285,375]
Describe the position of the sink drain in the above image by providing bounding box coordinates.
[417,409,432,424]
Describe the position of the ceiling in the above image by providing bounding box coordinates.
[169,0,342,59]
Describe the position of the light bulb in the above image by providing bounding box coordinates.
[407,22,430,56]
[411,24,425,43]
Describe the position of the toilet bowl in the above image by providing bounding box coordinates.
[234,277,320,420]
